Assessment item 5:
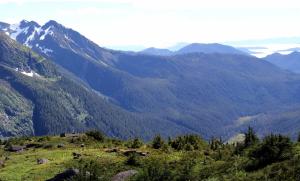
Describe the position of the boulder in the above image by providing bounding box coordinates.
[57,144,65,148]
[8,145,25,152]
[0,160,5,167]
[37,158,49,164]
[104,148,119,153]
[46,168,79,181]
[111,170,138,181]
[122,149,149,156]
[72,152,81,159]
[26,143,42,148]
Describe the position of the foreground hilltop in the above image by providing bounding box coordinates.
[0,129,299,180]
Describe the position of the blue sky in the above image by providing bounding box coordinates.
[1,0,300,50]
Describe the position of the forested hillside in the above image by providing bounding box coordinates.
[0,32,192,140]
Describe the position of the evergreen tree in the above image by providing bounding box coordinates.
[248,134,293,170]
[210,137,222,151]
[244,126,259,148]
[130,138,143,148]
[297,132,300,143]
[152,135,164,149]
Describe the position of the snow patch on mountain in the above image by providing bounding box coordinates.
[15,68,40,78]
[37,45,53,55]
[24,27,41,47]
[40,26,53,40]
[9,23,27,40]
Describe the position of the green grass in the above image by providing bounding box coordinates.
[0,146,128,181]
[0,135,144,181]
[1,132,298,181]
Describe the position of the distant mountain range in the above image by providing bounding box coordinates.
[265,52,300,73]
[139,43,248,56]
[2,20,300,140]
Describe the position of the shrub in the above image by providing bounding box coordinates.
[129,138,143,149]
[126,153,140,166]
[170,134,206,151]
[247,134,293,170]
[134,157,172,181]
[37,136,51,142]
[85,130,105,142]
[244,126,259,148]
[71,159,102,181]
[152,135,164,149]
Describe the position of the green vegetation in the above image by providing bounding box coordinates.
[0,128,299,180]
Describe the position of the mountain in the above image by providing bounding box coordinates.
[3,20,300,140]
[264,52,300,73]
[139,47,173,56]
[168,42,189,51]
[139,43,248,56]
[0,32,195,140]
[176,43,248,55]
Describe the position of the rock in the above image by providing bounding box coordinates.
[37,158,49,164]
[122,149,149,157]
[111,170,138,181]
[65,133,80,138]
[46,168,79,181]
[57,144,65,148]
[121,149,136,156]
[104,148,119,153]
[8,145,25,152]
[136,150,149,156]
[72,152,81,159]
[0,160,5,167]
[26,143,42,148]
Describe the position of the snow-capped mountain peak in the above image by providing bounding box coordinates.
[0,20,57,54]
[0,20,112,67]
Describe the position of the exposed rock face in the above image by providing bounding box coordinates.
[111,170,138,181]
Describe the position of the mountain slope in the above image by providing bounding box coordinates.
[265,52,300,73]
[0,32,194,140]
